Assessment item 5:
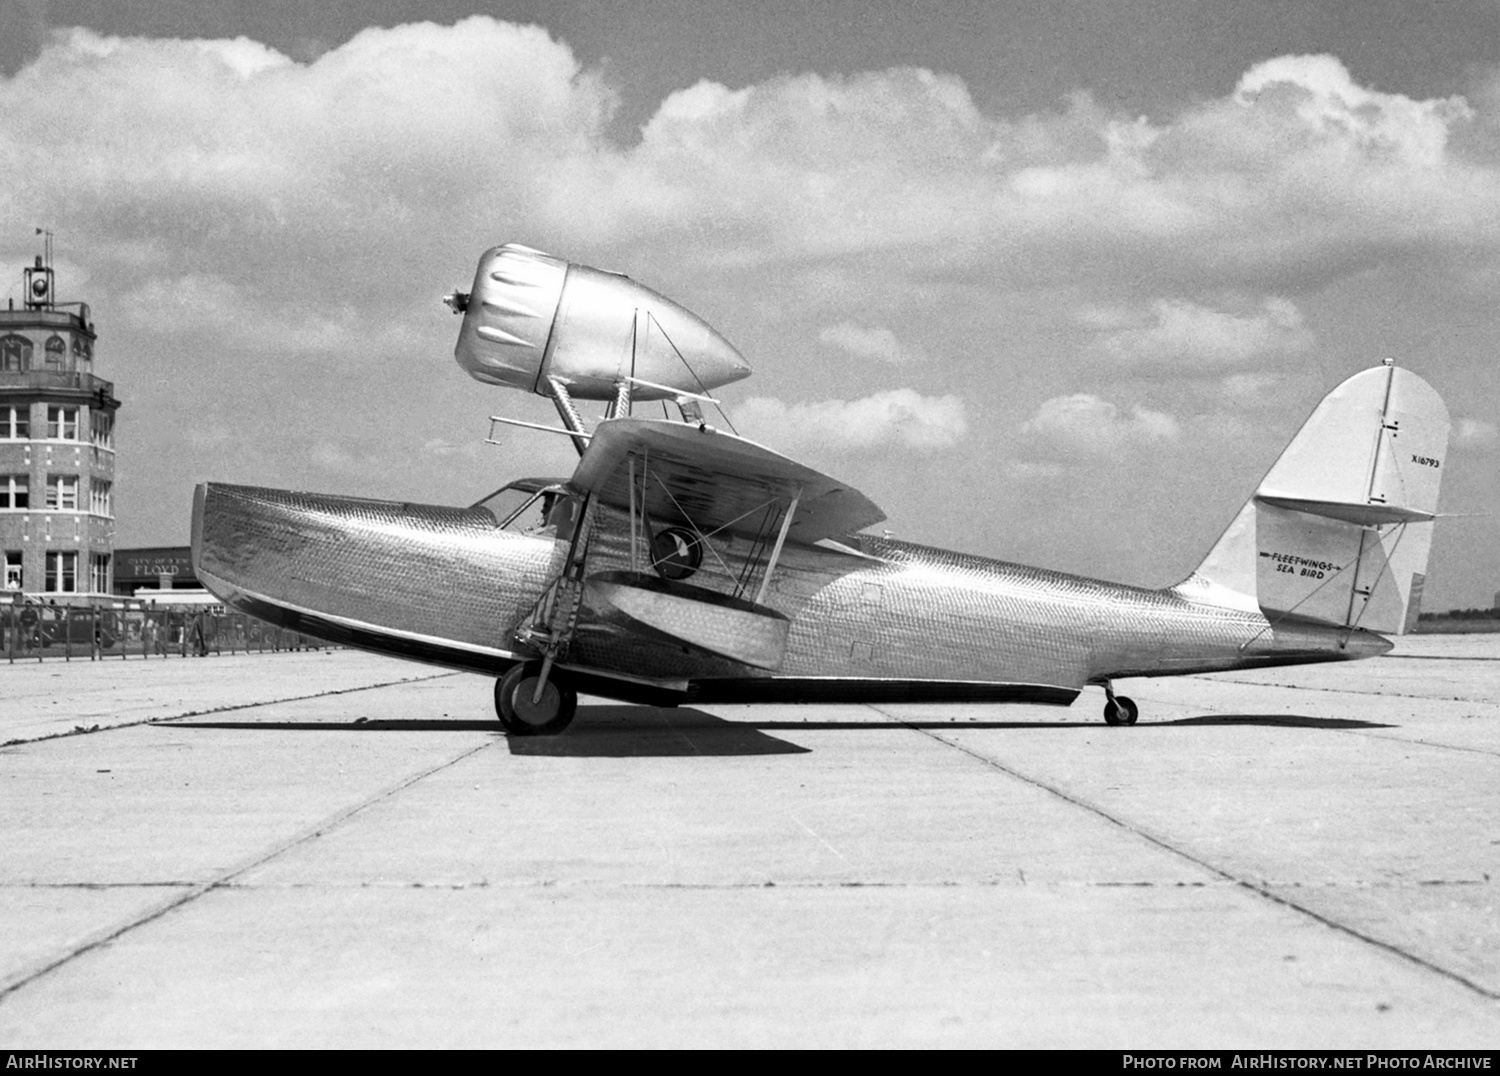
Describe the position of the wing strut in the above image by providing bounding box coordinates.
[513,491,600,697]
[755,488,800,606]
[601,447,800,668]
[548,377,591,457]
[559,418,886,669]
[628,454,640,573]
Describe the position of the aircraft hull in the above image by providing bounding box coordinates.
[190,484,558,671]
[192,483,1390,707]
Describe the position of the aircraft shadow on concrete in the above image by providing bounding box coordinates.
[509,707,1242,756]
[732,715,1393,731]
[506,706,810,758]
[162,707,813,758]
[503,707,1383,754]
[160,710,1392,753]
[1160,714,1395,729]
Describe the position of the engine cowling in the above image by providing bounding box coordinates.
[452,244,751,401]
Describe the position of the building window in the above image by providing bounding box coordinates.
[44,335,66,370]
[90,553,110,594]
[0,406,27,439]
[90,480,112,517]
[46,405,79,440]
[45,551,78,593]
[0,475,28,509]
[46,475,78,511]
[91,411,113,449]
[1,334,32,372]
[3,551,21,591]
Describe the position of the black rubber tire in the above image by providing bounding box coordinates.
[1103,696,1139,726]
[494,661,577,737]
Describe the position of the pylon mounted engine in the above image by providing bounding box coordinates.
[449,243,750,402]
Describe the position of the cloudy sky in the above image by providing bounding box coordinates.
[2,0,1497,609]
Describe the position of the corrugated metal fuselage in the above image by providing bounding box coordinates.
[192,484,1389,707]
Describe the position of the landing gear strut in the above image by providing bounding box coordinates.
[1100,681,1138,726]
[495,660,578,736]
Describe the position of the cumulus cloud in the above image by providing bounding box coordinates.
[1004,460,1065,482]
[1020,394,1180,456]
[1,19,1497,568]
[735,389,967,453]
[117,274,244,335]
[613,50,1500,292]
[1219,372,1282,399]
[1092,297,1314,368]
[6,24,1500,318]
[0,20,617,296]
[1454,417,1499,448]
[818,321,914,364]
[309,440,357,472]
[1232,55,1471,167]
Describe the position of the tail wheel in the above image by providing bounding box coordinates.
[494,661,578,737]
[1103,696,1139,726]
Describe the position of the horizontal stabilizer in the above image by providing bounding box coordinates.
[1254,496,1435,526]
[1182,363,1449,636]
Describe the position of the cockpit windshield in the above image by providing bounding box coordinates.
[470,478,577,539]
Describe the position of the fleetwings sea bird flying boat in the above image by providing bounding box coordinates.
[192,243,1451,735]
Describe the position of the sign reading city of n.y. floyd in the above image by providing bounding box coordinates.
[117,550,194,580]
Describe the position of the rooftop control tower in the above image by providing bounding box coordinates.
[0,242,122,603]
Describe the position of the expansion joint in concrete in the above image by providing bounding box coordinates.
[870,704,1500,1005]
[0,736,493,1003]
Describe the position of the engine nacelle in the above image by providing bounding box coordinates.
[452,244,750,401]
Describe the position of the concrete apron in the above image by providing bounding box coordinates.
[0,638,1496,1047]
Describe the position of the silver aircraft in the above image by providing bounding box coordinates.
[192,244,1450,735]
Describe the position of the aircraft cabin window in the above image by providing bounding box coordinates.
[544,495,578,542]
[502,491,575,538]
[474,487,536,528]
[508,494,551,535]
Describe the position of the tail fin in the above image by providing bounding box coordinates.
[1177,362,1449,635]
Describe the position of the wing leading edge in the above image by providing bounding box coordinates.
[568,418,885,545]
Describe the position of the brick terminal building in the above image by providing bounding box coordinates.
[0,251,121,605]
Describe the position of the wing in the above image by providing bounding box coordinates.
[568,418,885,544]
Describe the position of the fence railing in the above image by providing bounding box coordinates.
[0,369,114,394]
[1,603,327,663]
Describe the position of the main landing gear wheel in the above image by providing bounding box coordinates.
[1103,695,1139,726]
[495,661,578,737]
